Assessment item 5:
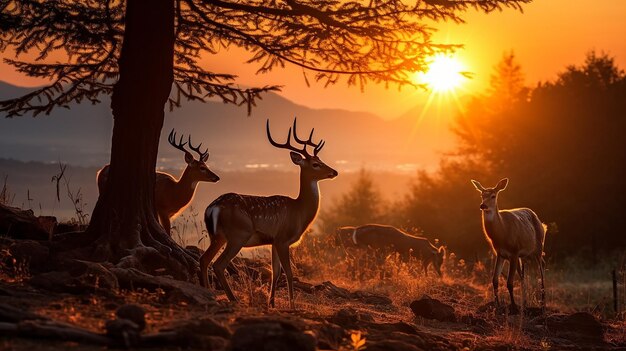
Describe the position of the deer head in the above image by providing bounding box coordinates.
[168,129,220,183]
[266,118,338,181]
[471,178,508,213]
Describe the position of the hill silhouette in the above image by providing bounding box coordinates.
[0,81,457,171]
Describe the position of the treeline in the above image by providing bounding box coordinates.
[321,52,626,263]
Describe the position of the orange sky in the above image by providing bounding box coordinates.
[1,0,625,119]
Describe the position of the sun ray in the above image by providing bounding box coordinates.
[414,53,467,93]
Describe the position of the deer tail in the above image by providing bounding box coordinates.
[204,205,219,238]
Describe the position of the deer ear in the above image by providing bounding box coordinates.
[471,180,485,192]
[290,151,305,165]
[495,178,509,191]
[201,153,209,163]
[184,152,194,164]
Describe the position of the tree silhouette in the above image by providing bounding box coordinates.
[404,52,626,260]
[0,0,530,280]
[321,169,387,232]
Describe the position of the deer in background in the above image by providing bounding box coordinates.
[336,224,446,277]
[471,178,546,313]
[97,129,219,235]
[199,118,338,309]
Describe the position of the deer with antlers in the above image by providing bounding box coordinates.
[199,118,338,309]
[471,178,546,313]
[97,129,219,235]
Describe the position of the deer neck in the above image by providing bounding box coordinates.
[296,172,321,220]
[176,167,198,197]
[482,205,505,243]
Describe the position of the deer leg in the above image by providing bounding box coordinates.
[199,236,225,288]
[268,245,283,308]
[212,240,245,302]
[276,244,295,310]
[507,255,519,314]
[493,255,505,306]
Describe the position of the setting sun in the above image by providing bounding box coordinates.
[417,54,467,93]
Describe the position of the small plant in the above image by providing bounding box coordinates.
[51,161,89,226]
[0,175,15,206]
[339,330,366,351]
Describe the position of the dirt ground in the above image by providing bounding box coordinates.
[1,266,624,351]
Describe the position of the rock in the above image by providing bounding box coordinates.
[0,205,50,239]
[367,340,423,351]
[315,322,345,350]
[314,281,351,299]
[106,318,142,347]
[369,321,418,335]
[351,290,392,305]
[116,304,146,331]
[327,308,373,329]
[459,314,491,333]
[171,317,231,339]
[30,260,119,293]
[312,281,391,305]
[69,260,119,290]
[368,330,454,351]
[546,312,604,343]
[410,295,456,322]
[8,240,50,271]
[30,271,81,293]
[110,267,215,306]
[0,303,47,322]
[230,318,316,351]
[53,222,86,234]
[0,204,51,240]
[158,317,231,349]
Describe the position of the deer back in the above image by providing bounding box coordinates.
[208,193,316,246]
[491,208,545,258]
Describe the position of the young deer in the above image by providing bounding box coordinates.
[471,178,546,313]
[199,118,338,309]
[97,129,219,235]
[336,224,445,276]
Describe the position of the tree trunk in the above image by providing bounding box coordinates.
[86,0,196,280]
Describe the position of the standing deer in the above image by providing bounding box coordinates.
[471,178,546,313]
[336,224,445,276]
[97,129,219,235]
[199,118,338,309]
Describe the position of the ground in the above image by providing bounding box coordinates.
[1,239,624,350]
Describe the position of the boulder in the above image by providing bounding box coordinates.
[0,204,51,240]
[30,260,119,293]
[116,304,146,331]
[367,340,423,351]
[546,312,604,343]
[8,240,50,271]
[110,267,215,306]
[327,308,374,329]
[410,295,456,322]
[352,290,392,306]
[230,317,316,351]
[161,317,230,349]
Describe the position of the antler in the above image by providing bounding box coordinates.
[188,135,209,161]
[266,118,325,157]
[292,118,325,156]
[168,129,192,158]
[168,129,209,162]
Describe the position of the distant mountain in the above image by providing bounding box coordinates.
[0,80,458,171]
